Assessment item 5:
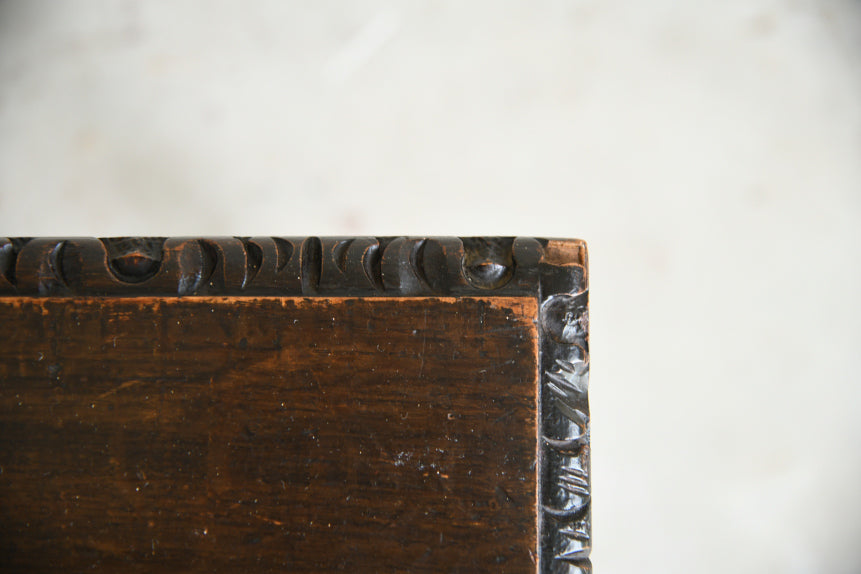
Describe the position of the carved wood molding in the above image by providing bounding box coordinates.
[0,235,591,572]
[0,237,586,298]
[537,239,591,573]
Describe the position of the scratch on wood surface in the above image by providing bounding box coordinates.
[418,308,428,379]
[96,379,145,399]
[254,515,285,526]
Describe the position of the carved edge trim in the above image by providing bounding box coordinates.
[0,237,582,298]
[537,239,591,573]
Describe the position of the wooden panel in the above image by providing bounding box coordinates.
[0,297,539,573]
[0,235,592,573]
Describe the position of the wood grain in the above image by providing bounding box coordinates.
[0,297,539,573]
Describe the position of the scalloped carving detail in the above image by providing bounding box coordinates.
[0,237,586,298]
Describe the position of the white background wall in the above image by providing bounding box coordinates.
[2,1,860,572]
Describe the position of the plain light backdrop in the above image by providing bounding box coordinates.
[2,1,860,572]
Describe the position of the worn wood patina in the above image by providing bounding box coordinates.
[0,237,590,573]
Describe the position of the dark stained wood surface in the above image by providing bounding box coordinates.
[0,297,539,573]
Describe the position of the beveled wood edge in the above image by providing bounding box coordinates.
[0,235,591,573]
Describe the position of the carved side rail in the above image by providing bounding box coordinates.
[538,240,591,573]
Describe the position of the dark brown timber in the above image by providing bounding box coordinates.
[0,237,590,573]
